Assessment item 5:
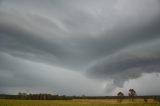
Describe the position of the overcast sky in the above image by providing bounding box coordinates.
[0,0,160,96]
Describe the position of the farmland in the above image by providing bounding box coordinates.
[0,99,160,106]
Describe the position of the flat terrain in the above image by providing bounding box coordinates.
[0,99,160,106]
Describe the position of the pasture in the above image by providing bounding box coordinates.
[0,99,160,106]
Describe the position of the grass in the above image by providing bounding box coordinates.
[0,99,160,106]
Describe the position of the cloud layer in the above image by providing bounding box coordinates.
[0,0,160,95]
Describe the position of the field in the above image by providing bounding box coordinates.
[0,99,160,106]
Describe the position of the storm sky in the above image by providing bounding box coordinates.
[0,0,160,96]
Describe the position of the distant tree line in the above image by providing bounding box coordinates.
[0,93,72,100]
[0,90,160,101]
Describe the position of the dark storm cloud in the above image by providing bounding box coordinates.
[87,39,160,86]
[0,10,77,69]
[0,11,68,54]
[0,0,160,67]
[0,0,160,95]
[86,16,160,88]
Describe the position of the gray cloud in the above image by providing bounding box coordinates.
[0,0,160,95]
[0,52,105,95]
[87,39,160,86]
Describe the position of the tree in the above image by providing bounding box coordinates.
[128,89,136,102]
[117,92,124,102]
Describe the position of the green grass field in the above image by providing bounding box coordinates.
[0,99,160,106]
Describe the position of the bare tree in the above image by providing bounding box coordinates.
[128,89,136,102]
[117,92,124,102]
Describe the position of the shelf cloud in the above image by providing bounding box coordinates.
[0,0,160,95]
